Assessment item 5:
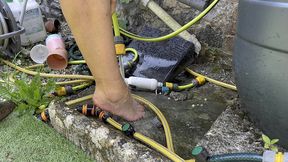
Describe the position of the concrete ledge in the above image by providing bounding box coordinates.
[48,101,171,162]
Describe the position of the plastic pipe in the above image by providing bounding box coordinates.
[125,77,161,91]
[46,34,68,70]
[141,0,201,54]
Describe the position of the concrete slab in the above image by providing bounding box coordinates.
[49,82,230,161]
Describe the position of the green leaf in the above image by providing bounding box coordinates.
[271,139,279,145]
[270,145,278,152]
[43,79,56,94]
[264,143,270,149]
[262,134,271,145]
[15,103,29,115]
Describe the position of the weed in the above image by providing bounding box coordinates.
[0,72,56,115]
[262,134,279,152]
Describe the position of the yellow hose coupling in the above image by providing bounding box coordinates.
[55,87,67,96]
[275,152,284,162]
[114,36,126,55]
[195,76,206,85]
[165,82,174,90]
[115,44,126,55]
[54,86,74,96]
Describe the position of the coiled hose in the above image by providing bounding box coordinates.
[208,153,262,162]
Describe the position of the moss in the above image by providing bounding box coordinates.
[0,113,93,162]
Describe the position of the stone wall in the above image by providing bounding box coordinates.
[41,0,239,54]
[117,0,239,54]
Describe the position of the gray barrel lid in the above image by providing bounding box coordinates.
[237,0,288,53]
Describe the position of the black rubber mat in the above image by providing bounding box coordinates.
[126,26,195,82]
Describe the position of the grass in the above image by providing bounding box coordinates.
[0,112,93,162]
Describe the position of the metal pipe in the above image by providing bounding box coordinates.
[177,0,212,11]
[19,0,28,26]
[0,25,25,40]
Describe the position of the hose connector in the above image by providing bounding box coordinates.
[53,86,74,96]
[76,104,100,117]
[37,109,49,122]
[114,36,126,55]
[161,86,170,94]
[99,111,112,123]
[122,123,135,137]
[164,82,179,91]
[195,76,206,86]
[263,150,288,162]
[191,146,209,162]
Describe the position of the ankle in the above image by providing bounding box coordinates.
[96,79,130,103]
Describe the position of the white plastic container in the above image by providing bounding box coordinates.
[6,0,47,46]
[30,44,49,63]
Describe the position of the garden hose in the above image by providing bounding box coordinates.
[208,153,262,162]
[164,76,206,91]
[66,94,192,162]
[119,0,219,42]
[53,82,93,96]
[132,94,174,152]
[0,58,94,80]
[65,94,175,152]
[185,68,237,91]
[112,12,125,78]
[6,60,93,86]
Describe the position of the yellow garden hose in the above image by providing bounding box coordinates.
[65,94,174,152]
[66,94,193,162]
[126,48,139,63]
[65,94,93,106]
[185,68,237,91]
[1,58,94,80]
[178,83,195,90]
[132,94,175,152]
[119,0,219,42]
[72,82,93,91]
[53,80,92,86]
[112,13,121,37]
[107,116,187,162]
[133,132,186,162]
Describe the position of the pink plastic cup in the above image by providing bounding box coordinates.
[46,34,68,70]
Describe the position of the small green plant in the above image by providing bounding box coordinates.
[262,134,279,152]
[0,73,56,115]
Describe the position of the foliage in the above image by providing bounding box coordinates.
[262,134,279,152]
[0,73,56,115]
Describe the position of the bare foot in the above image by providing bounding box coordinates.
[93,86,145,121]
